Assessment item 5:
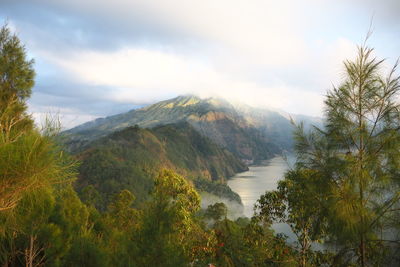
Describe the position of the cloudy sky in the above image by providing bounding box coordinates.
[1,0,399,128]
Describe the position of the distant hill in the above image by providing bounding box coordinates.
[65,95,319,162]
[76,122,247,209]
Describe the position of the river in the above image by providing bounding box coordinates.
[228,155,296,240]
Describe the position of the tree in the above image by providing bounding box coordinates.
[256,168,331,266]
[292,42,400,265]
[0,24,77,213]
[205,202,228,221]
[105,189,138,232]
[0,23,35,101]
[138,170,202,266]
[0,23,86,266]
[0,23,37,211]
[0,23,35,140]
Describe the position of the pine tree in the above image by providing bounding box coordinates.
[0,23,35,139]
[0,23,37,211]
[294,42,400,265]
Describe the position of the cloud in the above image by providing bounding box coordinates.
[0,0,399,128]
[30,106,99,130]
[27,0,309,66]
[354,0,400,28]
[28,92,138,129]
[39,45,327,116]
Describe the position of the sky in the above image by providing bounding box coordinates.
[1,0,399,129]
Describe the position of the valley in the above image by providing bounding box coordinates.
[64,95,317,160]
[63,95,312,211]
[3,3,400,265]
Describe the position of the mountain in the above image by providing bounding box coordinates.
[76,122,247,209]
[65,95,316,162]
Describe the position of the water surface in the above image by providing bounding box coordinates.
[228,156,292,217]
[228,156,296,240]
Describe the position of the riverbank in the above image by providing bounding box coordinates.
[227,156,298,242]
[227,156,292,217]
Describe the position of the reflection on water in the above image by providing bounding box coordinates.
[228,156,292,217]
[228,155,296,241]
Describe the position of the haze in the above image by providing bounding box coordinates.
[1,0,399,128]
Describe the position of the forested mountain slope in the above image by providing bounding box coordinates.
[65,95,318,162]
[75,122,247,208]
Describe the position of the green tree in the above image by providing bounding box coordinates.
[0,23,77,213]
[0,23,35,101]
[0,184,92,267]
[62,234,109,267]
[105,189,139,232]
[101,190,140,266]
[0,188,55,266]
[0,118,77,211]
[138,170,202,266]
[205,202,228,221]
[293,43,400,265]
[0,23,35,144]
[0,23,91,266]
[256,168,331,266]
[0,23,39,211]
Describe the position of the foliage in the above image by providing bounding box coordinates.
[256,168,332,266]
[0,24,35,101]
[194,178,242,203]
[0,23,278,267]
[205,202,228,221]
[209,217,296,266]
[0,23,37,211]
[137,170,200,266]
[76,123,245,210]
[63,95,291,161]
[276,43,400,266]
[6,20,400,267]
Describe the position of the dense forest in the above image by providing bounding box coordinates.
[75,122,246,209]
[1,23,400,267]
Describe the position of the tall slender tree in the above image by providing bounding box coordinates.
[0,23,35,136]
[0,23,37,211]
[293,42,400,265]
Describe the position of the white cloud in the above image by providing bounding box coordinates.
[4,0,399,127]
[311,38,357,88]
[39,45,328,116]
[29,104,99,130]
[31,0,310,66]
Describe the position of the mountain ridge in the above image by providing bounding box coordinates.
[64,95,320,162]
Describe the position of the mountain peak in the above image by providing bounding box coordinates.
[140,94,201,111]
[64,94,322,160]
[164,94,202,108]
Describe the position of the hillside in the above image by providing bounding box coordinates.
[64,95,313,162]
[75,122,247,208]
